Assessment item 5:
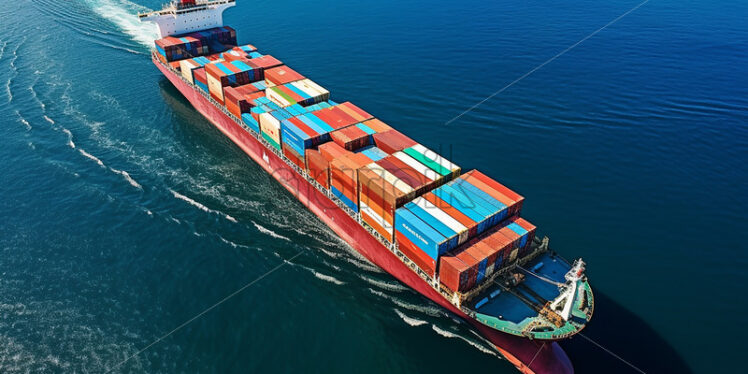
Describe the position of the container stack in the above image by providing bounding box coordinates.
[155,29,546,295]
[305,149,330,188]
[180,56,213,83]
[438,216,536,292]
[280,113,334,169]
[223,83,265,118]
[220,44,260,61]
[329,153,379,212]
[194,68,209,92]
[266,79,330,108]
[155,36,207,63]
[373,129,417,154]
[154,27,237,63]
[311,102,373,131]
[245,55,283,77]
[264,66,305,87]
[358,162,415,243]
[205,60,262,103]
[259,109,293,150]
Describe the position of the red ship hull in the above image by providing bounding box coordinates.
[155,58,573,374]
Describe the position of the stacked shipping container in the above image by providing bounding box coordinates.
[155,33,540,295]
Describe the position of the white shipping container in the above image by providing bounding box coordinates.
[411,197,469,245]
[266,87,293,108]
[207,74,225,102]
[292,79,330,102]
[259,112,282,145]
[360,201,394,236]
[410,144,460,173]
[393,151,441,182]
[180,59,199,83]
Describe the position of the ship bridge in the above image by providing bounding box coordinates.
[138,0,236,38]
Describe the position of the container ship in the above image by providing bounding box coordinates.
[139,1,594,372]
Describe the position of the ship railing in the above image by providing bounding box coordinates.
[155,54,447,293]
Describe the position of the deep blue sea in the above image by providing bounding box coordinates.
[1,0,746,373]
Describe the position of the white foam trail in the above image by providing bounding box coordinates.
[251,221,290,241]
[5,77,11,103]
[368,288,444,317]
[218,236,252,249]
[296,264,346,285]
[312,271,345,285]
[87,0,159,47]
[360,275,407,292]
[15,111,31,130]
[170,189,238,223]
[394,308,428,327]
[0,41,6,60]
[431,325,498,356]
[5,39,21,103]
[79,149,105,168]
[61,128,75,148]
[79,148,143,189]
[109,168,142,189]
[44,115,55,125]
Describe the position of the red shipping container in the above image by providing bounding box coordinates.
[362,118,392,133]
[514,217,537,255]
[328,106,359,128]
[313,107,359,130]
[439,255,466,292]
[276,84,305,103]
[358,165,410,216]
[336,101,374,123]
[247,55,283,70]
[378,155,434,195]
[373,129,417,154]
[358,172,395,223]
[283,143,305,170]
[224,85,261,118]
[194,68,207,84]
[265,65,304,86]
[465,170,525,215]
[498,226,521,263]
[360,198,394,242]
[331,125,370,151]
[485,230,513,268]
[396,230,436,277]
[330,156,362,203]
[319,141,350,162]
[286,117,318,140]
[456,248,481,291]
[305,149,330,188]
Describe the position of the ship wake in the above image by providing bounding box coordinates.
[86,0,159,48]
[170,189,237,223]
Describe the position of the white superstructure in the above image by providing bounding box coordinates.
[138,0,236,38]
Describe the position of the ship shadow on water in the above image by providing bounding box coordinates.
[562,291,692,374]
[157,78,259,161]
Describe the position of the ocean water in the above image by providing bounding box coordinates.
[1,0,746,373]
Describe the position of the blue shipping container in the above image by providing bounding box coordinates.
[394,208,450,260]
[241,113,260,133]
[403,203,459,252]
[506,222,529,248]
[332,185,359,212]
[451,179,508,224]
[434,184,494,234]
